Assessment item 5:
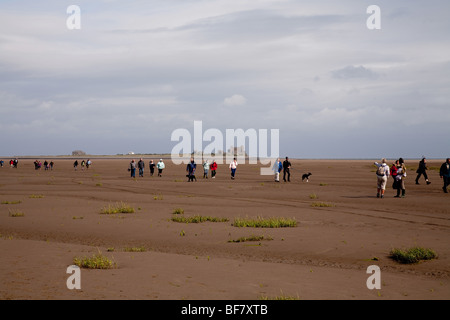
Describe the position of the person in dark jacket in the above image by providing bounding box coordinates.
[149,160,155,176]
[138,158,145,177]
[283,157,291,182]
[439,158,450,193]
[415,158,431,185]
[186,158,197,182]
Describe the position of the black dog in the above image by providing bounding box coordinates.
[302,172,312,182]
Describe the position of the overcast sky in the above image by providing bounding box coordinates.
[1,0,449,159]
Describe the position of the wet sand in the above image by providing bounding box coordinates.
[0,158,449,300]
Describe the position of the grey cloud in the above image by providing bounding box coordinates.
[110,10,346,43]
[331,65,379,80]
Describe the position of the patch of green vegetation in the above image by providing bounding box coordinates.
[319,183,328,186]
[171,215,229,224]
[153,194,164,200]
[259,291,300,300]
[309,193,317,200]
[123,246,146,252]
[1,200,22,205]
[100,202,135,214]
[310,202,335,208]
[72,216,84,220]
[8,209,24,217]
[172,208,185,215]
[233,216,297,228]
[389,247,437,264]
[73,252,117,269]
[228,235,273,243]
[29,194,44,198]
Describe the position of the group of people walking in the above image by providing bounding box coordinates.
[273,157,292,182]
[186,158,220,182]
[1,159,19,168]
[73,159,92,171]
[129,158,165,178]
[34,160,54,170]
[375,157,450,198]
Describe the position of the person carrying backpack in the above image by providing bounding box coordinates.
[273,158,283,182]
[374,158,390,198]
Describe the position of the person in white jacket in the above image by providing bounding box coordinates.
[157,159,165,177]
[374,158,390,198]
[229,158,238,179]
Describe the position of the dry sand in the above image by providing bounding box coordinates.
[0,158,449,300]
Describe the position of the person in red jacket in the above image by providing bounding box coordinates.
[390,160,399,190]
[210,160,218,179]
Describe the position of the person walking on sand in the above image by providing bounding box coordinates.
[439,158,450,193]
[273,158,283,182]
[81,160,85,171]
[374,158,390,198]
[203,160,209,179]
[73,160,78,171]
[210,160,217,179]
[86,159,92,170]
[0,160,3,168]
[149,160,155,176]
[394,158,407,198]
[390,160,399,190]
[129,159,136,178]
[138,158,145,177]
[186,158,197,182]
[415,158,431,185]
[283,157,291,182]
[229,158,238,179]
[157,159,165,177]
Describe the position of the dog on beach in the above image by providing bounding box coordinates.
[302,172,312,182]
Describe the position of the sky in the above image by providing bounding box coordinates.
[0,0,449,159]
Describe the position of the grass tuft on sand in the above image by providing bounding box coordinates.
[8,209,24,217]
[1,200,22,204]
[228,235,273,243]
[100,202,135,214]
[172,208,185,215]
[389,247,437,264]
[233,216,297,228]
[73,252,117,269]
[171,215,229,223]
[310,202,335,208]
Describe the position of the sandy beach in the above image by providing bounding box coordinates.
[0,158,449,300]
